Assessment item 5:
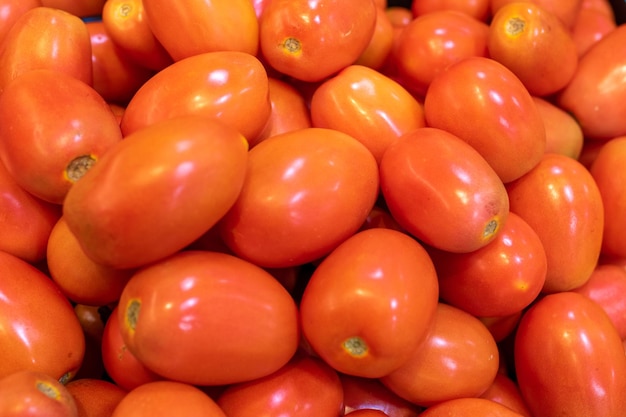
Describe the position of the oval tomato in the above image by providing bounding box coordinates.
[340,373,423,416]
[480,373,533,417]
[490,0,583,28]
[354,6,395,70]
[40,0,105,17]
[532,96,583,159]
[570,0,617,57]
[411,0,491,21]
[65,379,127,417]
[0,0,41,44]
[418,397,526,417]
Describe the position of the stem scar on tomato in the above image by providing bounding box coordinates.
[64,154,97,183]
[281,37,302,56]
[483,219,499,239]
[36,380,61,399]
[505,17,526,37]
[58,372,74,385]
[119,2,133,17]
[343,336,369,358]
[125,298,141,334]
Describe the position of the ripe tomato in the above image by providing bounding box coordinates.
[40,0,105,17]
[0,250,85,381]
[117,251,300,386]
[120,50,271,144]
[380,303,500,407]
[347,410,390,417]
[73,304,106,381]
[216,354,344,417]
[514,291,626,416]
[479,311,522,343]
[65,379,127,417]
[411,0,491,21]
[506,153,604,293]
[310,64,426,164]
[424,56,546,183]
[418,397,526,416]
[354,6,395,70]
[480,373,533,417]
[340,374,423,417]
[379,127,510,253]
[0,0,41,44]
[259,0,377,82]
[532,96,583,159]
[300,228,439,378]
[63,116,248,269]
[571,1,617,57]
[220,127,379,268]
[490,0,583,28]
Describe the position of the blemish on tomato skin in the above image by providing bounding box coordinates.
[125,298,141,333]
[36,380,61,399]
[343,336,369,358]
[281,37,302,56]
[64,154,97,183]
[506,17,526,36]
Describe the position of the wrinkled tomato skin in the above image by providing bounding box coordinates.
[418,397,526,417]
[340,374,423,417]
[117,251,300,386]
[300,228,439,378]
[514,291,626,416]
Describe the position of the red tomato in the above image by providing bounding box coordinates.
[480,373,533,417]
[310,64,426,164]
[411,0,491,21]
[347,410,390,417]
[424,56,546,183]
[66,379,127,417]
[0,370,79,417]
[220,127,379,268]
[217,354,344,417]
[259,0,377,82]
[117,251,300,386]
[0,6,92,94]
[514,291,626,416]
[0,0,41,44]
[359,205,405,232]
[0,250,85,381]
[354,6,395,71]
[40,0,106,17]
[120,51,271,144]
[490,0,583,28]
[379,127,509,253]
[418,397,526,416]
[340,374,423,417]
[0,68,122,204]
[63,116,248,269]
[380,303,500,407]
[532,96,583,159]
[300,228,439,378]
[571,2,617,57]
[479,311,522,343]
[506,153,604,293]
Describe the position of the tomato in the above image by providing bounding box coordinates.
[360,205,405,232]
[480,373,533,417]
[354,6,394,71]
[220,127,379,268]
[117,250,300,386]
[557,24,626,140]
[0,370,79,417]
[532,96,583,159]
[0,6,92,94]
[487,2,578,96]
[73,304,107,381]
[571,1,617,57]
[40,0,105,17]
[589,136,626,258]
[506,153,604,293]
[63,116,248,269]
[0,0,41,44]
[300,228,439,378]
[259,0,377,82]
[424,56,546,183]
[479,311,522,343]
[385,6,414,28]
[120,51,271,144]
[310,64,426,164]
[380,303,500,407]
[418,397,526,416]
[430,211,546,318]
[111,381,226,417]
[380,127,509,253]
[490,0,583,28]
[412,0,491,21]
[340,374,423,417]
[66,379,127,417]
[0,250,85,381]
[216,354,344,417]
[514,291,626,416]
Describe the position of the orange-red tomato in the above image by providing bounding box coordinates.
[487,2,578,96]
[341,374,423,416]
[514,291,626,416]
[73,304,106,381]
[117,251,300,386]
[532,96,583,159]
[480,373,533,417]
[347,410,390,417]
[571,1,617,57]
[217,354,344,417]
[380,303,500,407]
[300,228,439,378]
[412,0,491,21]
[220,127,379,268]
[120,51,271,144]
[479,312,522,343]
[418,397,526,416]
[354,6,395,70]
[40,0,105,17]
[380,127,509,253]
[424,56,546,183]
[259,0,378,82]
[0,6,92,94]
[490,0,583,28]
[63,116,248,269]
[0,250,85,381]
[66,379,127,417]
[385,6,414,28]
[0,0,41,44]
[310,64,426,164]
[506,153,604,293]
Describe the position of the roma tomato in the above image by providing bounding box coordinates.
[354,6,395,71]
[411,0,491,21]
[490,0,583,28]
[506,153,604,293]
[571,0,617,57]
[340,374,423,416]
[424,56,546,183]
[532,96,583,159]
[310,64,426,164]
[0,250,85,381]
[379,127,509,254]
[220,127,379,269]
[418,397,526,417]
[40,0,105,17]
[65,379,127,417]
[217,354,344,417]
[380,303,500,407]
[300,228,439,378]
[117,251,300,386]
[120,51,271,144]
[514,291,626,416]
[259,0,377,82]
[0,0,41,44]
[63,116,248,269]
[480,373,533,417]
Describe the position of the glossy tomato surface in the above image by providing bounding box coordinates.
[341,374,423,417]
[0,0,42,44]
[65,378,127,417]
[418,397,526,417]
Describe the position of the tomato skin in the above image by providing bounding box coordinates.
[120,51,271,144]
[0,0,41,44]
[65,379,127,417]
[514,291,626,416]
[340,374,423,417]
[380,127,509,254]
[490,0,583,28]
[0,251,85,381]
[354,6,395,71]
[571,2,617,57]
[480,373,533,417]
[411,0,491,21]
[310,64,426,164]
[300,228,439,378]
[532,96,583,159]
[220,127,379,268]
[418,397,526,417]
[506,153,604,293]
[63,116,248,270]
[40,0,105,17]
[424,56,546,183]
[117,250,300,386]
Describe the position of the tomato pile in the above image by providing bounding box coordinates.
[1,0,626,415]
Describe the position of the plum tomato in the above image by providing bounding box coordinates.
[354,6,395,71]
[480,373,533,417]
[0,0,41,44]
[300,228,439,378]
[340,374,423,417]
[490,0,583,28]
[65,379,127,417]
[411,0,491,21]
[418,397,526,417]
[379,127,510,254]
[63,116,248,269]
[531,96,583,159]
[570,0,617,57]
[40,0,106,17]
